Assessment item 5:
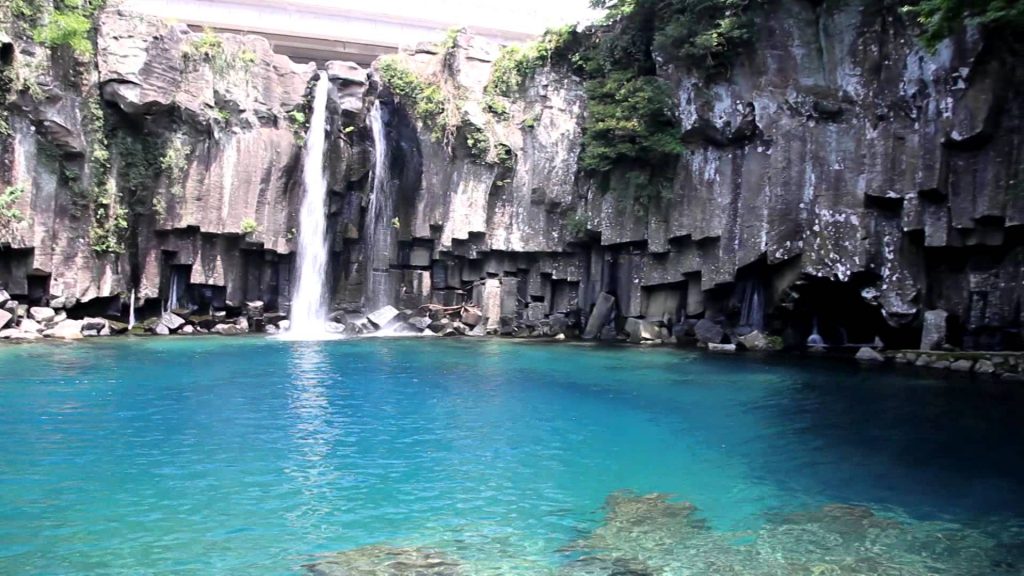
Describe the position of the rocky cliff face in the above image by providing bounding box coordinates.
[0,1,1020,351]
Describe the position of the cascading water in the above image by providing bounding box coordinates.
[737,279,765,332]
[165,272,179,314]
[286,71,332,339]
[363,101,395,312]
[807,317,825,348]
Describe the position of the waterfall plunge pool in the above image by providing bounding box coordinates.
[1,337,1023,575]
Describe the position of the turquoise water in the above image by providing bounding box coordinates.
[1,338,1023,575]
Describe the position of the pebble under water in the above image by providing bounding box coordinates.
[1,337,1023,575]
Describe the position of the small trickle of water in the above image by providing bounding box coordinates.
[287,71,332,339]
[807,317,825,347]
[363,101,395,312]
[128,290,136,330]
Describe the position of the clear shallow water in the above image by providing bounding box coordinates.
[1,338,1023,575]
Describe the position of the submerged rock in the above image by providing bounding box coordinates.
[558,556,656,576]
[569,491,708,560]
[304,546,464,576]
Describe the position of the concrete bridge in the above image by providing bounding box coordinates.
[122,0,593,65]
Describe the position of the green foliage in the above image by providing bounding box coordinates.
[88,195,127,253]
[440,26,462,72]
[440,27,461,53]
[483,94,510,120]
[901,0,1024,47]
[81,93,129,253]
[377,57,451,140]
[287,108,308,144]
[580,72,683,172]
[111,131,166,218]
[464,123,490,160]
[1,184,26,242]
[0,67,12,138]
[9,0,48,22]
[8,56,48,103]
[83,93,109,213]
[463,121,515,167]
[240,217,258,234]
[160,136,191,198]
[183,27,255,78]
[33,9,93,57]
[485,26,575,101]
[654,0,755,73]
[27,0,106,58]
[238,47,258,67]
[184,27,223,62]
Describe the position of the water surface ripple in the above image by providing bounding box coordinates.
[1,338,1022,574]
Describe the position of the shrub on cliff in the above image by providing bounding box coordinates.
[29,0,106,58]
[579,73,683,172]
[901,0,1024,47]
[376,57,451,142]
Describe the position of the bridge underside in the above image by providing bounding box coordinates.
[193,26,394,65]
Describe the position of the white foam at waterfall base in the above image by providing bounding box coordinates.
[282,71,341,341]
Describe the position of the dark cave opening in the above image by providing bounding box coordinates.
[781,273,921,350]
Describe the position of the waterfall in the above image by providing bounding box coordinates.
[165,272,179,314]
[363,101,395,312]
[286,71,332,339]
[738,280,765,332]
[807,317,825,348]
[128,290,135,330]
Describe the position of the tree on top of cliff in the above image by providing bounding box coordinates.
[902,0,1024,48]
